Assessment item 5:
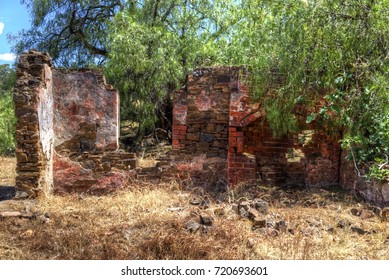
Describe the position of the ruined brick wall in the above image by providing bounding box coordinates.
[172,67,342,189]
[52,69,119,152]
[227,72,341,187]
[14,50,54,197]
[52,69,136,194]
[229,121,342,187]
[14,51,137,196]
[340,151,389,206]
[171,67,239,188]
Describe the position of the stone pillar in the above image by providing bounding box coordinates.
[14,50,54,197]
[172,89,188,150]
[170,67,239,189]
[227,71,261,187]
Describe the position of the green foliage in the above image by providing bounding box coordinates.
[106,11,181,135]
[10,0,122,66]
[0,65,16,155]
[369,165,389,182]
[0,64,16,94]
[0,92,16,155]
[106,0,240,135]
[236,0,389,163]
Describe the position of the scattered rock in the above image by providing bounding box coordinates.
[350,208,361,216]
[281,199,292,208]
[275,220,287,233]
[325,224,335,233]
[304,199,316,207]
[190,198,201,205]
[381,207,389,221]
[252,199,269,214]
[307,220,321,228]
[213,207,225,216]
[266,220,276,228]
[337,219,351,229]
[186,220,201,232]
[371,206,382,218]
[0,187,16,201]
[317,199,326,207]
[0,211,23,218]
[252,218,267,229]
[288,228,295,235]
[369,229,377,234]
[14,191,29,200]
[351,226,367,235]
[230,203,238,214]
[103,230,115,236]
[247,238,255,248]
[247,208,261,221]
[199,200,210,209]
[167,207,184,212]
[271,199,281,208]
[0,211,33,219]
[359,209,375,219]
[238,201,251,216]
[254,227,279,237]
[200,213,213,226]
[36,212,50,224]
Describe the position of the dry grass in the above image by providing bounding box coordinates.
[0,157,16,186]
[0,156,389,260]
[0,184,252,260]
[138,157,158,168]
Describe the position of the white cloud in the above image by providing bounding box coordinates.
[0,53,16,61]
[0,22,4,35]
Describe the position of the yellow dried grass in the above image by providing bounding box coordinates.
[0,157,389,260]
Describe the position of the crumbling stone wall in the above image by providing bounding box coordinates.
[340,151,389,206]
[15,51,387,205]
[172,67,342,190]
[14,51,54,197]
[172,67,388,205]
[171,67,240,188]
[14,50,137,196]
[227,76,342,187]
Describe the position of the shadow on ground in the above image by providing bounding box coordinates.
[0,186,16,201]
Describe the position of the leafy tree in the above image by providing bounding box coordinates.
[11,0,241,135]
[233,0,389,171]
[106,0,241,136]
[9,0,125,66]
[0,64,16,94]
[0,65,16,155]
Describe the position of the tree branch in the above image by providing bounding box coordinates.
[69,10,108,56]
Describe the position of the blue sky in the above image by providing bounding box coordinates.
[0,0,30,65]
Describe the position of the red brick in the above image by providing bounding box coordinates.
[175,134,186,140]
[173,125,187,131]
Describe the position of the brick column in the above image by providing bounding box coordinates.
[14,50,54,197]
[172,89,188,149]
[227,74,258,187]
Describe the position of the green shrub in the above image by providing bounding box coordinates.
[0,91,16,155]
